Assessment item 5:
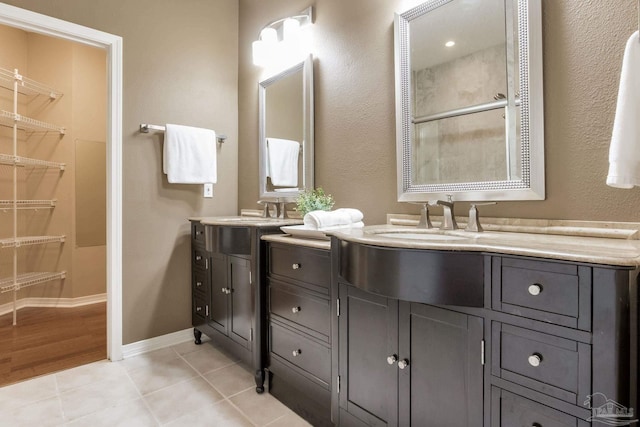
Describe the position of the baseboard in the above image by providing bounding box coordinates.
[0,293,107,317]
[121,328,194,359]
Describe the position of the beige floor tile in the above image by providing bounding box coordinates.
[0,396,64,427]
[171,335,210,355]
[230,388,289,426]
[127,356,199,395]
[166,400,254,427]
[203,362,255,397]
[59,373,141,421]
[181,342,237,375]
[118,346,179,372]
[0,374,58,412]
[144,376,224,424]
[265,410,313,427]
[65,398,157,427]
[55,359,127,392]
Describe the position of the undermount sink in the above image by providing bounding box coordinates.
[372,231,469,241]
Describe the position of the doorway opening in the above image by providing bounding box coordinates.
[0,3,123,384]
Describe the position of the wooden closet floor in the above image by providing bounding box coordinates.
[0,302,106,387]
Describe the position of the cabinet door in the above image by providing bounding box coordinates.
[209,252,228,334]
[398,303,484,427]
[229,255,252,350]
[339,284,399,427]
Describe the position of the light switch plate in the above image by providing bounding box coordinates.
[203,183,213,198]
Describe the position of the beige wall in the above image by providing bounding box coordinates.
[239,0,640,224]
[2,0,240,344]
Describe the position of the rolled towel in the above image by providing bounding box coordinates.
[320,221,365,231]
[303,208,364,229]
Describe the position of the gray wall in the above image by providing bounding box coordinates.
[2,0,239,344]
[239,0,640,224]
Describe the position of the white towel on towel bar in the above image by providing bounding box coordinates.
[266,138,300,187]
[163,124,217,184]
[607,31,640,188]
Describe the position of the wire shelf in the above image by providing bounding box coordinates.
[0,110,65,134]
[0,199,57,211]
[0,153,65,170]
[0,271,66,293]
[0,235,65,249]
[0,67,63,99]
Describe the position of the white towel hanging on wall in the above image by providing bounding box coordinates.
[266,138,300,187]
[163,123,217,184]
[607,31,640,188]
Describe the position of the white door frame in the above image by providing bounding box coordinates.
[0,3,123,360]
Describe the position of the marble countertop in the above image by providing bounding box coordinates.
[329,223,640,267]
[190,209,303,227]
[261,233,331,250]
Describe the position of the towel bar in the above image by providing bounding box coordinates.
[139,123,227,143]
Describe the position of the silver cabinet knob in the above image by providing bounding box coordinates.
[398,359,409,369]
[387,355,398,365]
[292,263,301,270]
[196,306,202,312]
[528,283,542,296]
[195,255,202,261]
[292,349,302,357]
[528,353,542,367]
[196,281,203,287]
[292,306,301,313]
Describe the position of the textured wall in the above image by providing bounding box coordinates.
[239,0,640,224]
[2,0,239,344]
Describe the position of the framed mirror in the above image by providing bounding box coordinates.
[258,55,314,200]
[394,0,543,202]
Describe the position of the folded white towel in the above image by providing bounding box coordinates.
[303,208,364,229]
[319,221,365,231]
[267,138,300,187]
[607,31,640,188]
[163,124,217,184]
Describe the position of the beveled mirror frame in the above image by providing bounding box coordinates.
[394,0,544,202]
[258,55,314,200]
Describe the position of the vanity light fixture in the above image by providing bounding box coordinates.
[445,40,456,47]
[252,6,313,69]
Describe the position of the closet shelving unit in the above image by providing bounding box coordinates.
[0,67,66,325]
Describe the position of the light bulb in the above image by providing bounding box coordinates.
[252,40,267,66]
[283,18,301,40]
[260,27,278,44]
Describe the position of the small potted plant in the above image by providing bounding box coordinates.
[295,187,335,216]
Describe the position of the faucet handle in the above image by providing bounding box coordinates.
[410,202,433,229]
[465,202,496,232]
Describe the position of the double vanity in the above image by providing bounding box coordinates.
[189,214,639,427]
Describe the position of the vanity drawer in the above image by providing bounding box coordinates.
[191,221,206,245]
[269,281,330,339]
[192,295,208,326]
[192,269,209,296]
[492,388,588,427]
[269,245,330,292]
[192,247,209,270]
[270,323,331,384]
[492,323,590,405]
[493,257,591,330]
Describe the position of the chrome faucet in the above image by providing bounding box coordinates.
[258,200,279,218]
[432,196,458,230]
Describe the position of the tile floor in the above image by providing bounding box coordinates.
[0,337,311,426]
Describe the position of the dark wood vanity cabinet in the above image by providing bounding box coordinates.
[332,240,639,427]
[265,241,334,427]
[189,220,282,393]
[337,285,484,427]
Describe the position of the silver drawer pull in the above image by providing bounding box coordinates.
[292,349,302,357]
[528,283,543,296]
[292,263,301,270]
[387,355,397,365]
[397,359,409,370]
[221,287,231,294]
[196,306,202,312]
[196,281,203,287]
[291,306,301,313]
[528,353,542,367]
[195,255,202,261]
[196,230,202,235]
